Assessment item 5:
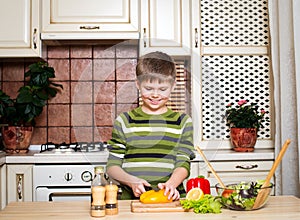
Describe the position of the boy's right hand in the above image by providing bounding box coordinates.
[129,178,151,197]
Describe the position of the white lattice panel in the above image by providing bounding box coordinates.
[201,55,271,140]
[200,0,269,46]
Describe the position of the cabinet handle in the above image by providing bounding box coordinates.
[33,28,37,49]
[17,174,23,201]
[194,28,198,48]
[236,164,258,170]
[79,26,100,30]
[143,28,147,47]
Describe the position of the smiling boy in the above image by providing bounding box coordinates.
[106,51,195,200]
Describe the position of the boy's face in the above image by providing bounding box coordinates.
[137,79,175,114]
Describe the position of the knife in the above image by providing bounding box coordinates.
[145,185,159,192]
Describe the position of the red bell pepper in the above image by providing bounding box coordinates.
[186,175,211,194]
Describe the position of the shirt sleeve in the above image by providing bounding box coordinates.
[175,115,195,176]
[107,115,127,169]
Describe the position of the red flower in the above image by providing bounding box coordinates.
[238,99,247,106]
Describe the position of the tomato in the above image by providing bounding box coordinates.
[222,189,235,198]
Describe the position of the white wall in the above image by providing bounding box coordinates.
[270,0,300,196]
[293,0,300,194]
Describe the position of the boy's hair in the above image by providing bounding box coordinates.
[136,51,176,84]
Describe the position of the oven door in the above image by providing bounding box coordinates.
[35,187,91,201]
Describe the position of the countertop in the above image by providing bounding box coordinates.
[0,196,299,220]
[1,146,275,164]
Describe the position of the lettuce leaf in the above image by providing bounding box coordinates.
[180,194,222,214]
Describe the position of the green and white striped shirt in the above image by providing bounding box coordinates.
[107,107,195,199]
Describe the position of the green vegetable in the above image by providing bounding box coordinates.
[180,194,222,214]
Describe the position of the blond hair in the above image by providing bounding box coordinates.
[136,51,176,84]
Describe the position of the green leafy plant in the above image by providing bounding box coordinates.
[0,61,63,126]
[225,100,267,130]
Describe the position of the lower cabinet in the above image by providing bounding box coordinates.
[0,164,6,210]
[6,164,33,204]
[190,160,274,196]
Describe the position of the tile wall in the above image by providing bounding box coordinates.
[0,42,139,144]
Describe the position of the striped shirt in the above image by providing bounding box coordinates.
[107,107,195,199]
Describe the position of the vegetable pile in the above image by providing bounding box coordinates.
[218,180,272,211]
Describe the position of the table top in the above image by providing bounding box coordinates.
[1,196,299,220]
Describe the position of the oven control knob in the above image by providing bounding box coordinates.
[64,172,73,181]
[81,171,92,182]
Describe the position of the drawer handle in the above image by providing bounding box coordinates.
[17,174,23,200]
[79,26,100,30]
[236,164,258,170]
[33,28,37,49]
[194,28,198,48]
[143,28,147,47]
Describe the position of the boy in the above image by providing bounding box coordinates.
[106,51,195,200]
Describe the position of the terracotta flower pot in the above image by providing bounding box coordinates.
[230,128,257,152]
[1,126,33,153]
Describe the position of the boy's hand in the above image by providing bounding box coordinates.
[129,178,151,197]
[157,183,180,201]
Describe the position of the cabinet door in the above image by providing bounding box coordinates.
[0,0,41,57]
[7,165,33,203]
[42,0,139,38]
[140,0,191,55]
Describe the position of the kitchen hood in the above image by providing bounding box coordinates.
[41,32,140,40]
[40,32,140,46]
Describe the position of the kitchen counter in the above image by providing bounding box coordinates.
[0,196,299,220]
[3,147,274,164]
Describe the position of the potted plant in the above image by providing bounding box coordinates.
[225,100,268,152]
[0,61,63,153]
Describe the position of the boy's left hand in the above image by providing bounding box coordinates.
[157,183,180,201]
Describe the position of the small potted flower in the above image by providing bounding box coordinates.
[225,100,267,152]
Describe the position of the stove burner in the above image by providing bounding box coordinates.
[40,142,109,153]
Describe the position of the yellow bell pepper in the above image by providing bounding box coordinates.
[140,189,173,204]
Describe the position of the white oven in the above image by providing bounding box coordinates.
[33,164,106,201]
[33,142,110,202]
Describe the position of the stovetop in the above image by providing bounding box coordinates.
[40,142,110,154]
[33,142,110,164]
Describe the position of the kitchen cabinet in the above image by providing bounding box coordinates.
[0,164,6,210]
[140,0,191,55]
[189,0,275,194]
[6,164,33,204]
[0,0,42,57]
[41,0,139,39]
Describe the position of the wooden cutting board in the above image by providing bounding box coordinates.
[131,200,190,213]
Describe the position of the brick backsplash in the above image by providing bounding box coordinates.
[0,43,139,144]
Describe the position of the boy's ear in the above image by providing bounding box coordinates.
[135,80,140,90]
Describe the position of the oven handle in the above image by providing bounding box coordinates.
[49,192,91,201]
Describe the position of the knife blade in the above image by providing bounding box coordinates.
[145,185,159,192]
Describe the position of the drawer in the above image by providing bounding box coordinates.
[200,161,273,172]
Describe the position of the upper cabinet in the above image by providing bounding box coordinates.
[140,0,191,56]
[41,0,139,40]
[0,0,42,57]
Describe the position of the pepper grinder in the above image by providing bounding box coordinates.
[105,181,119,215]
